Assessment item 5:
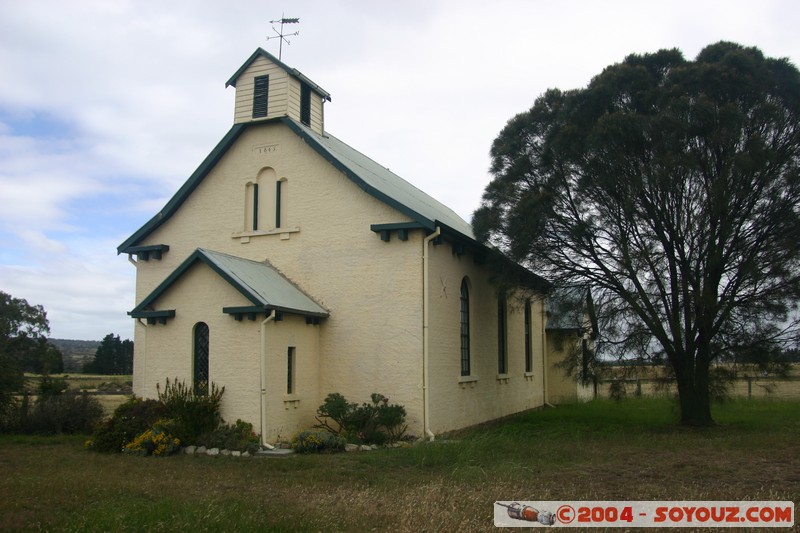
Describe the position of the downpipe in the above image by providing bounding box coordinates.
[260,310,277,450]
[422,226,441,442]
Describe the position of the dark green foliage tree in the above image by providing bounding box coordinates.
[21,338,64,374]
[83,333,133,375]
[474,42,800,426]
[0,291,54,417]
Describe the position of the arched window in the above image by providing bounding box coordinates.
[524,299,533,373]
[460,278,471,376]
[193,322,209,395]
[244,168,277,232]
[246,182,259,231]
[497,292,507,375]
[275,177,287,229]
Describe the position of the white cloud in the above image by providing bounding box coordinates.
[1,0,799,339]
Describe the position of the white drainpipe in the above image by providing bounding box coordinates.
[422,226,441,441]
[260,310,277,449]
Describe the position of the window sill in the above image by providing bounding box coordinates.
[458,375,478,389]
[233,227,300,243]
[496,374,510,384]
[524,371,535,382]
[283,396,300,409]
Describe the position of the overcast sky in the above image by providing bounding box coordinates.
[1,0,798,340]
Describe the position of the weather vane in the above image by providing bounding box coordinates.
[267,15,300,60]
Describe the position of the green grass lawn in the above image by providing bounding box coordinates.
[1,398,798,532]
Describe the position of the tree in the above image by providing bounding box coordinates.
[473,42,800,426]
[83,334,133,375]
[0,291,53,415]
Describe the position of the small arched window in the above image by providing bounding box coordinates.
[460,278,471,376]
[193,322,209,395]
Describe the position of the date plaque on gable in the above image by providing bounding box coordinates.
[253,143,279,155]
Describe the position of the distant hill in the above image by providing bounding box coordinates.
[50,338,100,373]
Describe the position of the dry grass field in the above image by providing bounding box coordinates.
[1,398,798,532]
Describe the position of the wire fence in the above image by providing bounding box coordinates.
[589,375,800,401]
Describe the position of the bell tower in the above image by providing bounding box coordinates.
[225,48,331,135]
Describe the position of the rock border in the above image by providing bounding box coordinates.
[181,440,414,457]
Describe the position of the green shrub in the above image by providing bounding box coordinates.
[88,378,228,454]
[609,379,627,401]
[314,392,351,434]
[291,430,346,454]
[376,402,408,442]
[196,419,260,453]
[27,390,103,434]
[157,378,225,444]
[6,385,103,435]
[38,375,69,397]
[87,398,168,453]
[314,392,407,444]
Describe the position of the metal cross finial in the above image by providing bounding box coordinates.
[267,15,300,60]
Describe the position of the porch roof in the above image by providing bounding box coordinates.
[130,248,329,320]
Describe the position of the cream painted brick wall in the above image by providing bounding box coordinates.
[131,121,425,435]
[128,119,552,438]
[261,314,321,442]
[426,243,547,434]
[546,333,582,404]
[134,262,262,426]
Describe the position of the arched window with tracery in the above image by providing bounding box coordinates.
[460,278,471,376]
[193,322,209,395]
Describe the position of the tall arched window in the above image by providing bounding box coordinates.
[193,322,209,395]
[524,299,533,373]
[497,292,508,375]
[246,182,259,231]
[460,278,471,376]
[244,168,277,232]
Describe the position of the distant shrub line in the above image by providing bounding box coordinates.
[0,375,104,435]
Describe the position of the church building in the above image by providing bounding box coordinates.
[119,48,592,444]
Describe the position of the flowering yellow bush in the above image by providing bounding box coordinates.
[123,419,181,456]
[291,430,345,453]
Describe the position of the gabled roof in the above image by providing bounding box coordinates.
[281,119,475,238]
[118,117,473,253]
[130,248,328,319]
[225,47,331,102]
[118,123,249,253]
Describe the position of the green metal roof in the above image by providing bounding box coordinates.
[282,120,475,239]
[130,248,329,319]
